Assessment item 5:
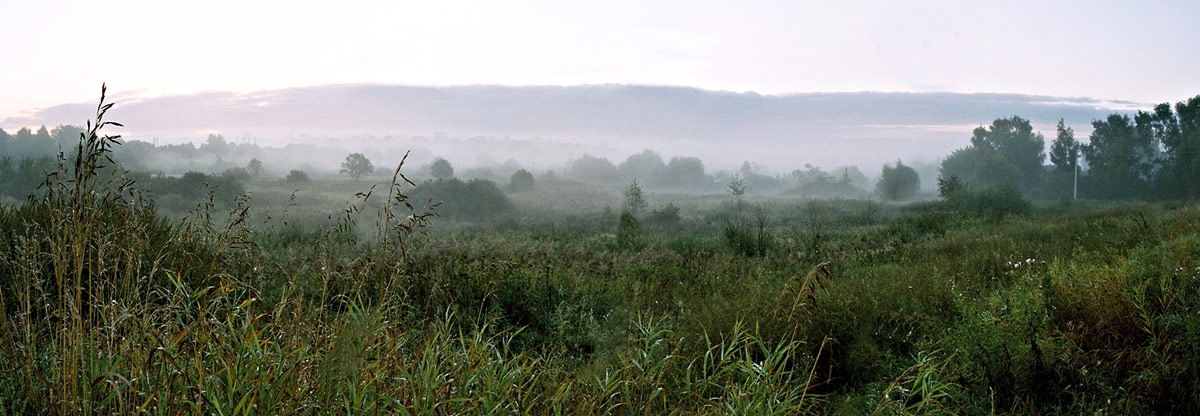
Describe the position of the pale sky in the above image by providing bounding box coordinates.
[2,0,1199,120]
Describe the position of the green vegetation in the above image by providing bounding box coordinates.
[4,88,1200,414]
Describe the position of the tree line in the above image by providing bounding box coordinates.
[940,94,1200,201]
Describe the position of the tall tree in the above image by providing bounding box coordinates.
[969,116,1045,192]
[941,116,1044,195]
[1045,119,1081,199]
[1048,119,1079,172]
[1082,114,1156,198]
[1165,96,1200,198]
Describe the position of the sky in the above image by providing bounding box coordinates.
[2,0,1199,121]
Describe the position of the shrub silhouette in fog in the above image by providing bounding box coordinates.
[408,178,512,218]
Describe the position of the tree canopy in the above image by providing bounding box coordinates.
[431,158,454,179]
[941,116,1045,195]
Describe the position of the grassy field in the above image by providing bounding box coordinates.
[3,123,1200,414]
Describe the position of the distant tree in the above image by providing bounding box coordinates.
[623,179,648,216]
[202,134,229,154]
[508,169,535,192]
[50,125,84,150]
[430,157,454,179]
[1165,96,1200,198]
[286,169,310,183]
[1048,119,1080,172]
[738,161,784,193]
[617,179,648,248]
[727,174,746,202]
[663,156,708,189]
[876,160,920,201]
[247,158,264,177]
[14,127,32,143]
[567,154,619,183]
[340,153,374,181]
[618,149,666,183]
[34,126,51,143]
[1043,119,1081,199]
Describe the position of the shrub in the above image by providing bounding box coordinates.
[942,181,1032,219]
[645,202,681,227]
[877,160,920,201]
[408,178,512,218]
[139,171,246,210]
[286,169,310,182]
[725,206,772,256]
[222,166,251,180]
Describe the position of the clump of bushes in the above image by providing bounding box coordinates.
[877,160,921,201]
[408,178,512,218]
[938,175,1032,218]
[645,202,681,227]
[286,169,310,182]
[131,171,246,211]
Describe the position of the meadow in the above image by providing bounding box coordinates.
[2,104,1199,414]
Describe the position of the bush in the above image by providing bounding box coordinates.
[222,166,251,180]
[140,171,246,210]
[724,207,772,256]
[942,181,1032,218]
[408,178,512,218]
[286,169,310,182]
[645,203,681,227]
[877,160,920,201]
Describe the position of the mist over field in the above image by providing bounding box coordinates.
[2,85,1133,173]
